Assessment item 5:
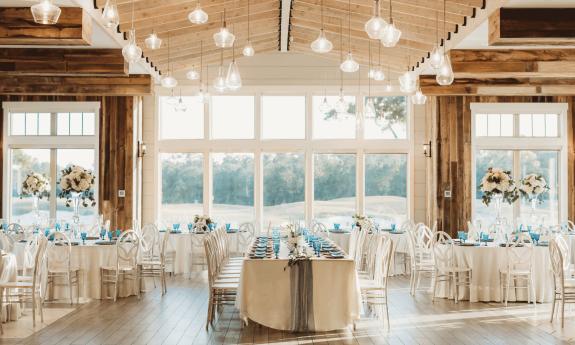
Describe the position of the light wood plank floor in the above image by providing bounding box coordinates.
[3,273,575,345]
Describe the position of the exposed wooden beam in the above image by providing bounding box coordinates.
[0,7,92,46]
[0,49,128,76]
[0,75,152,96]
[489,8,575,46]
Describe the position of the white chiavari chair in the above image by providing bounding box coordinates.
[467,220,480,242]
[6,224,24,242]
[431,231,471,303]
[138,228,169,295]
[46,231,80,304]
[0,233,14,253]
[348,227,360,259]
[353,226,370,271]
[100,230,140,301]
[311,222,329,239]
[549,237,575,328]
[408,224,435,295]
[499,232,535,306]
[237,222,255,257]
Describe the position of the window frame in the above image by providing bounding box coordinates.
[2,102,100,222]
[470,102,568,224]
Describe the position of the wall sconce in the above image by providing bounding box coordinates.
[423,140,432,158]
[137,141,147,158]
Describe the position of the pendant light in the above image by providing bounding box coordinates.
[101,0,119,28]
[334,23,348,117]
[340,0,359,73]
[412,89,427,105]
[196,41,210,103]
[161,34,178,88]
[166,88,178,105]
[175,89,188,112]
[122,0,142,64]
[364,52,376,119]
[243,0,255,57]
[188,0,208,24]
[380,0,401,48]
[226,42,242,90]
[373,44,385,81]
[31,0,61,25]
[365,0,387,39]
[385,65,393,91]
[398,57,416,93]
[436,0,454,86]
[311,0,333,54]
[213,48,227,92]
[145,30,162,50]
[368,41,377,79]
[186,66,200,80]
[213,9,235,48]
[319,91,331,113]
[429,11,444,69]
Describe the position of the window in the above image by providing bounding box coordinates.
[519,114,558,137]
[159,96,204,139]
[474,150,514,225]
[261,96,305,139]
[212,153,254,225]
[263,153,305,225]
[364,96,408,139]
[475,114,513,137]
[312,96,356,139]
[4,102,100,225]
[365,154,408,227]
[160,153,203,221]
[519,151,559,224]
[314,154,356,225]
[211,96,254,139]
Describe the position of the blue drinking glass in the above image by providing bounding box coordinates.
[273,242,280,259]
[108,231,113,241]
[81,232,87,244]
[44,229,50,237]
[55,223,61,231]
[173,223,180,231]
[226,223,231,231]
[334,223,341,230]
[187,223,193,232]
[116,229,121,238]
[391,223,396,231]
[100,228,106,240]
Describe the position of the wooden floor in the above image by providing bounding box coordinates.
[2,273,575,345]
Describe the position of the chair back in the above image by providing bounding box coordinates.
[373,235,394,289]
[432,231,454,271]
[33,236,49,296]
[553,234,570,272]
[399,219,414,233]
[203,233,220,287]
[6,223,24,241]
[116,230,140,270]
[0,232,15,253]
[140,223,159,259]
[549,238,566,293]
[160,228,170,265]
[411,224,433,264]
[238,222,255,252]
[504,232,533,271]
[47,231,72,272]
[311,222,329,238]
[22,234,40,277]
[348,227,359,257]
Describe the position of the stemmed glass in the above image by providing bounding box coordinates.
[107,231,113,241]
[80,232,87,245]
[273,241,280,259]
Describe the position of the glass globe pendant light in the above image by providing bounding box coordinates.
[335,88,348,115]
[122,0,142,64]
[174,89,188,112]
[310,0,333,54]
[145,31,162,50]
[160,34,178,89]
[101,0,119,28]
[166,89,178,105]
[31,0,61,25]
[429,12,444,69]
[213,49,227,93]
[242,0,255,57]
[373,44,385,81]
[380,0,401,48]
[186,67,200,80]
[188,0,208,24]
[213,9,235,48]
[436,0,454,86]
[412,89,427,105]
[398,58,417,93]
[195,41,210,104]
[365,0,387,39]
[340,2,359,73]
[226,44,242,91]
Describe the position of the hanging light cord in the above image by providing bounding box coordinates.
[130,0,135,31]
[247,0,250,39]
[320,0,324,30]
[389,0,393,23]
[200,40,203,84]
[339,19,343,92]
[347,0,351,54]
[443,0,446,54]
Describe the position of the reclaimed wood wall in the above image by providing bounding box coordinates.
[434,96,575,236]
[0,95,136,230]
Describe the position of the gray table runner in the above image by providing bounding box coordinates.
[289,259,314,332]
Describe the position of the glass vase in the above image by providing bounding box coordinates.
[492,193,504,225]
[530,198,538,224]
[32,192,40,224]
[70,191,81,226]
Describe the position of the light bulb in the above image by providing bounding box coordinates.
[122,30,142,64]
[319,96,331,113]
[340,52,359,73]
[161,74,178,88]
[101,0,119,28]
[243,41,255,57]
[213,27,235,48]
[429,46,444,70]
[412,89,427,105]
[196,85,210,103]
[145,32,162,50]
[186,68,200,80]
[31,0,61,25]
[335,95,348,114]
[175,97,188,112]
[310,29,333,54]
[225,60,242,91]
[380,22,401,47]
[373,69,385,81]
[384,82,393,92]
[436,54,455,86]
[188,3,208,24]
[213,66,227,92]
[398,70,417,93]
[364,98,376,118]
[368,68,377,79]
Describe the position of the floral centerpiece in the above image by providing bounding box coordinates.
[353,214,374,231]
[193,214,212,232]
[519,173,550,220]
[20,172,50,221]
[58,165,96,225]
[479,167,518,223]
[285,223,304,253]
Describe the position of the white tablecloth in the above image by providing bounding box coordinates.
[0,253,20,322]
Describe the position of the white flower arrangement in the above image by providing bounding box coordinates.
[479,167,519,206]
[284,223,304,251]
[21,172,50,199]
[193,214,212,232]
[58,165,96,207]
[519,173,549,201]
[353,214,374,230]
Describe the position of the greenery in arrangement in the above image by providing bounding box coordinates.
[58,165,96,207]
[479,167,519,206]
[519,173,550,202]
[20,172,50,199]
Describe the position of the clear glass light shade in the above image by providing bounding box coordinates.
[166,91,178,105]
[384,82,393,92]
[364,98,376,118]
[412,89,427,105]
[243,41,255,57]
[380,22,401,47]
[368,68,377,79]
[122,30,142,64]
[429,46,444,70]
[195,86,210,103]
[365,16,387,39]
[145,32,162,50]
[310,29,333,54]
[31,0,61,25]
[175,98,188,112]
[340,53,359,73]
[213,67,227,93]
[225,60,242,91]
[188,4,208,24]
[398,71,417,93]
[436,54,455,86]
[102,0,119,28]
[373,69,385,81]
[319,96,331,113]
[213,27,235,48]
[186,68,200,80]
[335,95,348,115]
[161,74,178,88]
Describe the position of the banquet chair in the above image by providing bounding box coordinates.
[408,225,435,295]
[393,220,414,275]
[348,228,360,259]
[549,237,575,328]
[46,231,80,304]
[467,220,480,242]
[0,233,15,253]
[0,235,48,331]
[100,230,140,301]
[431,231,471,303]
[6,224,24,242]
[236,222,255,256]
[499,232,536,306]
[311,222,329,239]
[189,232,207,276]
[353,225,370,271]
[138,228,169,295]
[140,224,160,260]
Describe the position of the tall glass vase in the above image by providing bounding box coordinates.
[70,191,81,226]
[530,198,538,224]
[492,193,504,225]
[32,192,40,225]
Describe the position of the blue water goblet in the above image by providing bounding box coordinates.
[391,223,396,231]
[273,242,280,259]
[187,223,193,232]
[81,232,87,245]
[334,223,341,230]
[108,231,113,241]
[55,223,61,231]
[226,223,231,231]
[116,229,121,238]
[44,229,50,237]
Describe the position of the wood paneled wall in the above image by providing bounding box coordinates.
[434,96,575,236]
[0,95,136,230]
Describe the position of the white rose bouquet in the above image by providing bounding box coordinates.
[58,165,96,207]
[193,214,212,232]
[479,167,519,206]
[21,172,50,199]
[519,173,549,202]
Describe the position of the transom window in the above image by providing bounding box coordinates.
[475,112,559,138]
